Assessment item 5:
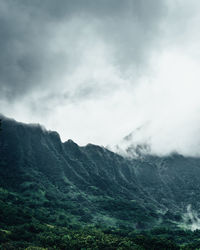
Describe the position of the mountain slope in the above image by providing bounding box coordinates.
[0,114,200,232]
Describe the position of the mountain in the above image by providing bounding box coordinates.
[1,114,200,249]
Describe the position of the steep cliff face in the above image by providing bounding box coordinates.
[1,114,200,229]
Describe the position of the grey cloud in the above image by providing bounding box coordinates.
[0,0,167,102]
[2,0,200,157]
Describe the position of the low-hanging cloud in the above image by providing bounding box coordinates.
[1,0,200,157]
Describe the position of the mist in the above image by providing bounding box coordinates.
[181,205,200,231]
[1,0,200,156]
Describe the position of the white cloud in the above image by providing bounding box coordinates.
[2,0,200,156]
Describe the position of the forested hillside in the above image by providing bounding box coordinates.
[1,115,200,249]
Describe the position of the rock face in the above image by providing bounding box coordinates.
[1,114,200,229]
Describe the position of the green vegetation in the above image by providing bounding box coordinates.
[0,187,199,249]
[1,116,200,248]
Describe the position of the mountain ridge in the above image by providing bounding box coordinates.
[1,114,200,231]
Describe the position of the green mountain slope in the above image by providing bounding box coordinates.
[1,115,200,249]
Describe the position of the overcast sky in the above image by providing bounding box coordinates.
[1,0,200,156]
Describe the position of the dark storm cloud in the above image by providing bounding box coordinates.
[0,0,167,101]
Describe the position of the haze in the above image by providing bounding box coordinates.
[1,0,200,156]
